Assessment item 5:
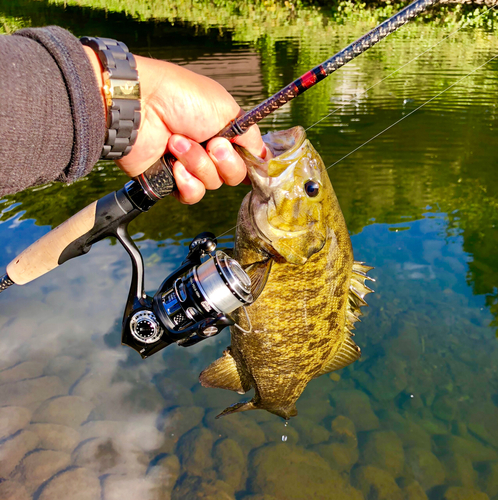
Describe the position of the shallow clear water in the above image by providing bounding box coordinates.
[1,3,498,500]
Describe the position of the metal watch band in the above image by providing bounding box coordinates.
[80,36,141,160]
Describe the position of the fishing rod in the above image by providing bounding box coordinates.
[0,0,440,357]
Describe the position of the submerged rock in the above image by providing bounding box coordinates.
[259,420,299,445]
[479,461,498,498]
[356,355,408,402]
[11,449,71,494]
[352,465,403,500]
[0,360,45,384]
[377,411,432,450]
[0,480,31,500]
[442,487,490,500]
[433,435,498,463]
[43,356,87,390]
[38,467,101,500]
[0,430,40,478]
[147,454,181,499]
[239,496,278,500]
[401,480,428,500]
[102,475,152,500]
[250,443,363,500]
[171,475,235,500]
[0,406,31,441]
[404,447,446,490]
[32,395,94,428]
[158,406,205,444]
[360,430,405,477]
[432,395,458,422]
[213,438,247,492]
[80,419,164,453]
[330,415,358,448]
[440,453,477,488]
[89,381,164,420]
[360,431,405,478]
[176,427,215,476]
[331,390,380,432]
[72,436,148,476]
[154,376,195,408]
[314,442,359,472]
[205,410,265,453]
[290,417,330,446]
[29,423,80,453]
[0,376,64,406]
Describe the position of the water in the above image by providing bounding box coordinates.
[1,3,498,500]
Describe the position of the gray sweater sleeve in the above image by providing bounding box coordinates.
[0,26,106,196]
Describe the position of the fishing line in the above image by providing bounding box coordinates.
[325,52,498,172]
[215,51,498,244]
[215,7,496,242]
[305,4,496,133]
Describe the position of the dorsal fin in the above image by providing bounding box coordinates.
[199,347,252,394]
[314,336,362,377]
[347,261,375,331]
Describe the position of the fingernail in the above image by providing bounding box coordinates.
[171,136,191,154]
[211,145,230,162]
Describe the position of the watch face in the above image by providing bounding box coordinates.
[109,79,141,100]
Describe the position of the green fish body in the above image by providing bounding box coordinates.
[200,126,373,419]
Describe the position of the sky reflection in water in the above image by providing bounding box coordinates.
[0,3,498,500]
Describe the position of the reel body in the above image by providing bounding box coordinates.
[121,232,253,358]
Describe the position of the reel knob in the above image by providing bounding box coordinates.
[129,310,163,344]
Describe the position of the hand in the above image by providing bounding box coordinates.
[84,48,265,204]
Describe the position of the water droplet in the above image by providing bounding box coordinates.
[282,435,288,442]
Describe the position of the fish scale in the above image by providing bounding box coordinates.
[199,126,373,419]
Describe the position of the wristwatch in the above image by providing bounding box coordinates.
[80,36,141,160]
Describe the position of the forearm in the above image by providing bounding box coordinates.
[0,27,105,196]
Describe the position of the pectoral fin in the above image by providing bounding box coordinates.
[199,348,252,394]
[216,401,257,418]
[244,259,273,300]
[314,336,361,378]
[216,400,298,420]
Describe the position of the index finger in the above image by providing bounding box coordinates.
[232,123,266,159]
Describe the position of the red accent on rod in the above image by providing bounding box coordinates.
[300,71,318,89]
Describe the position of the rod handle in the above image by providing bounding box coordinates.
[6,201,98,285]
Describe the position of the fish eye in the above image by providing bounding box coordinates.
[304,180,320,198]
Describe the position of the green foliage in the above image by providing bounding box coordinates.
[0,14,29,33]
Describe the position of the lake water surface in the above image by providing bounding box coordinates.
[1,2,498,500]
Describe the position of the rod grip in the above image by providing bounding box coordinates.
[139,118,241,200]
[138,154,177,199]
[6,201,98,285]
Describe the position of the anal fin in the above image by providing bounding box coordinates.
[314,336,361,378]
[199,347,251,394]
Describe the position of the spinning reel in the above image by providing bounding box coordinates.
[121,231,253,358]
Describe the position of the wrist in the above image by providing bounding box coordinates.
[83,45,107,120]
[80,37,141,161]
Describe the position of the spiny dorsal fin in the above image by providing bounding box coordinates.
[244,259,273,301]
[314,336,362,377]
[199,348,252,394]
[347,261,375,330]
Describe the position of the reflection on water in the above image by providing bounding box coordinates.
[1,2,498,500]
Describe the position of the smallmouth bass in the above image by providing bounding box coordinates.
[200,126,374,419]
